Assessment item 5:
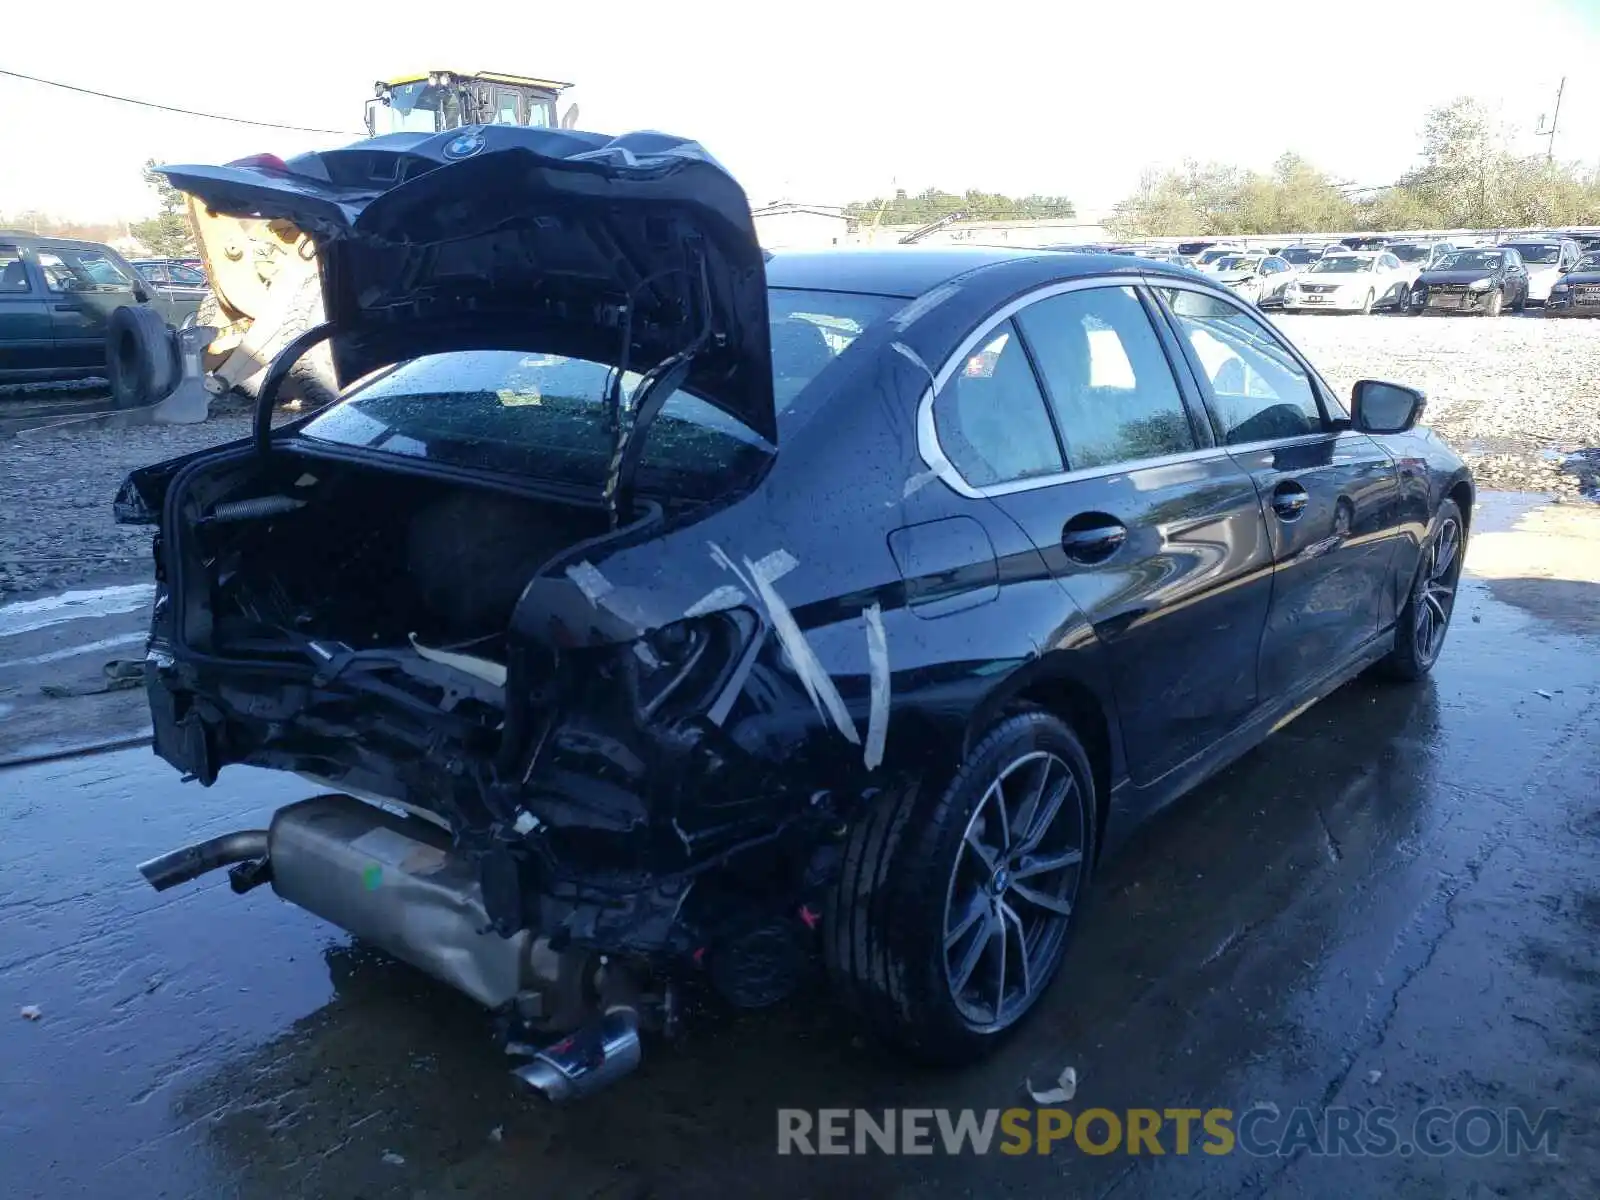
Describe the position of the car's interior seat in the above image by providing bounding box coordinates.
[0,260,29,291]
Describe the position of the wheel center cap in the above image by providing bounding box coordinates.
[990,866,1010,895]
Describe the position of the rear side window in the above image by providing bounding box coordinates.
[931,322,1063,486]
[0,246,29,292]
[1016,286,1196,470]
[1158,289,1324,445]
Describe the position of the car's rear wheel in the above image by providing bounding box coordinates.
[1486,289,1504,317]
[825,710,1095,1064]
[1379,499,1464,681]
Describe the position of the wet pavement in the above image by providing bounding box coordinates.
[2,496,1598,1199]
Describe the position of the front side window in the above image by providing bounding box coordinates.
[0,246,30,292]
[1158,289,1324,445]
[494,89,521,125]
[168,264,206,286]
[1016,286,1196,470]
[36,248,132,292]
[932,322,1063,487]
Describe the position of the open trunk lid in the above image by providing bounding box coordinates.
[160,127,776,443]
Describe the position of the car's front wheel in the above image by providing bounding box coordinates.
[826,710,1095,1064]
[1485,289,1504,317]
[1379,499,1465,681]
[1361,289,1375,314]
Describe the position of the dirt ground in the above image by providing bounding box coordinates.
[1,492,1597,1199]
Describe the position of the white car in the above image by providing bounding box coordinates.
[1282,252,1413,313]
[1190,244,1248,272]
[1211,254,1296,306]
[1501,238,1583,303]
[1387,241,1455,284]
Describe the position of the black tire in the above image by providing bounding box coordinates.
[825,710,1096,1064]
[106,305,176,410]
[1485,289,1504,318]
[1512,288,1527,312]
[1379,499,1465,682]
[234,272,339,409]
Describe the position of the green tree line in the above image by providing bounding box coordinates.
[842,187,1076,227]
[1107,98,1600,238]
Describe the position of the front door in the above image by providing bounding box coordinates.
[930,280,1277,785]
[0,243,55,375]
[1152,285,1401,701]
[37,245,143,369]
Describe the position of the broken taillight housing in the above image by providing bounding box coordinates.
[631,609,755,722]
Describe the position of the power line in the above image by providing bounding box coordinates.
[0,67,362,136]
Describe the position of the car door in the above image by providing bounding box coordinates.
[931,280,1276,784]
[36,245,142,368]
[1259,257,1291,304]
[1152,283,1403,702]
[0,242,56,376]
[1502,249,1529,305]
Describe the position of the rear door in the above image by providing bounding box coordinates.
[37,245,142,369]
[930,279,1276,784]
[0,242,55,375]
[1152,283,1402,701]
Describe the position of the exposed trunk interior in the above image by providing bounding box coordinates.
[174,450,615,666]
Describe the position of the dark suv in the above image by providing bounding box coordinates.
[0,233,169,384]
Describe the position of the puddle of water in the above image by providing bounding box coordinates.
[0,583,155,638]
[0,630,148,669]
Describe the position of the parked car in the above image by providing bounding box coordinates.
[0,233,171,384]
[1387,240,1454,275]
[1190,243,1249,272]
[1544,251,1600,317]
[1411,247,1530,316]
[1499,238,1582,304]
[130,258,210,325]
[122,128,1472,1094]
[1212,253,1295,306]
[1278,244,1336,268]
[1282,251,1411,312]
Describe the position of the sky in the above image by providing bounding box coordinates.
[2,0,1597,223]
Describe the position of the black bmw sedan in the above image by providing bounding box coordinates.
[119,127,1473,1094]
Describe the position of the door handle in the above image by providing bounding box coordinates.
[1061,514,1127,564]
[52,303,83,312]
[1271,483,1309,521]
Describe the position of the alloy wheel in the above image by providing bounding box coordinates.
[942,750,1085,1027]
[1415,516,1462,664]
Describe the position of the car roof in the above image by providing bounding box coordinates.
[764,245,1196,298]
[0,231,115,253]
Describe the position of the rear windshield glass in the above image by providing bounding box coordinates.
[298,287,900,492]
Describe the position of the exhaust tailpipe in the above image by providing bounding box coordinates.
[138,830,269,891]
[512,1006,642,1103]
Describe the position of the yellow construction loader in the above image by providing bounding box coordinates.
[187,71,579,405]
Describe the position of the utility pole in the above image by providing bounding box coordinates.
[1535,77,1566,163]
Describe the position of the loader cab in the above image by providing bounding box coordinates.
[365,72,574,137]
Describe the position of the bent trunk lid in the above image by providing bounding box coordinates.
[160,128,776,443]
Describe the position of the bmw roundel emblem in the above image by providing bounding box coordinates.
[442,128,487,160]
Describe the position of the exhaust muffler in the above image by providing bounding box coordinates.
[138,792,648,1100]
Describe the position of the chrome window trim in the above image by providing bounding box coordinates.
[915,272,1345,500]
[917,274,1200,499]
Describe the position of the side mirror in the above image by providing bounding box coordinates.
[1351,379,1425,434]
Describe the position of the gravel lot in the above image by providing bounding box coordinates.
[2,314,1598,599]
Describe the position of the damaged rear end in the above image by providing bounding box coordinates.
[120,127,859,1099]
